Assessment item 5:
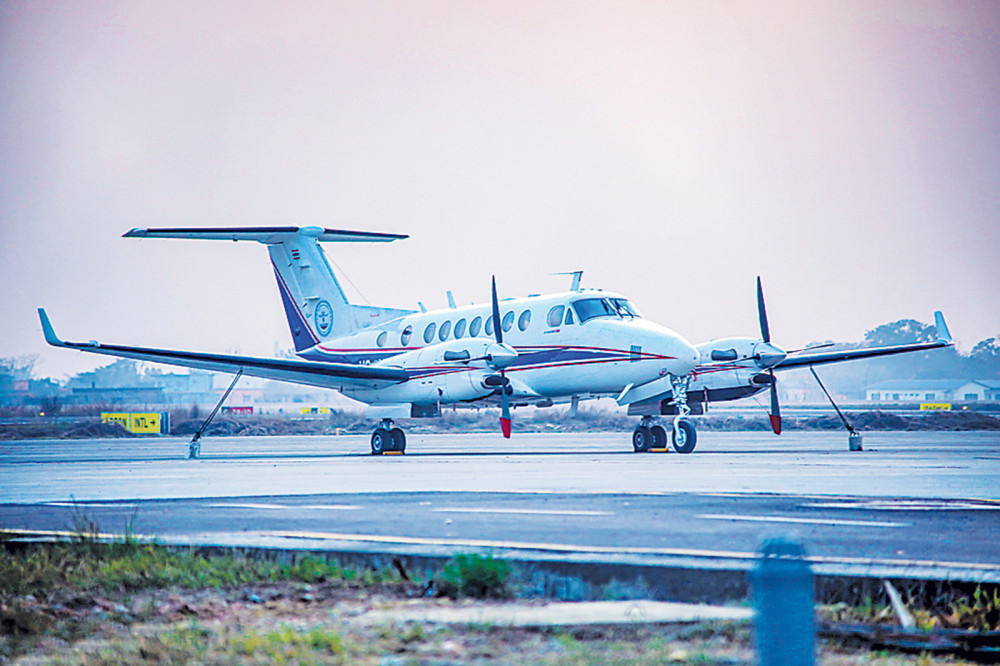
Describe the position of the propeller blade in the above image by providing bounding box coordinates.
[768,370,781,435]
[491,275,503,345]
[500,372,512,439]
[756,276,771,343]
[491,276,511,438]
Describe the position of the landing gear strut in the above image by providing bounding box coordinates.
[371,419,406,455]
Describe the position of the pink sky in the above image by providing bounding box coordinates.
[2,1,998,377]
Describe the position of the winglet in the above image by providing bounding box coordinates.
[934,311,952,343]
[37,308,65,347]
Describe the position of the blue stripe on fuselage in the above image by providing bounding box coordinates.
[295,345,662,379]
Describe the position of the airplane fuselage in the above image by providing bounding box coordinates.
[295,289,700,408]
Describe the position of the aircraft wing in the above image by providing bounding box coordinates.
[37,309,407,390]
[775,311,953,371]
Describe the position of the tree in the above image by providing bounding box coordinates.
[864,319,936,346]
[968,337,1000,379]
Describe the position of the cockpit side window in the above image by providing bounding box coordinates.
[564,308,575,325]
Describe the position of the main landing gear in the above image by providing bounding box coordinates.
[631,374,698,454]
[632,416,697,454]
[371,419,406,455]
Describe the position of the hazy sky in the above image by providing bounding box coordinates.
[2,1,998,379]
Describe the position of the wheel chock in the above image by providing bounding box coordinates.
[384,451,405,455]
[649,447,670,453]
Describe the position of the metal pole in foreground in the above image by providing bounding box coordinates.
[751,537,815,666]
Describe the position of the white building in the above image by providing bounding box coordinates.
[866,379,1000,403]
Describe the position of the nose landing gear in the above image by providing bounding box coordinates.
[630,374,698,454]
[371,419,406,455]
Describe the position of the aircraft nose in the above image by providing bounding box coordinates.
[679,338,699,373]
[665,336,699,376]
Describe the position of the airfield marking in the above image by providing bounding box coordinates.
[255,530,1000,573]
[432,508,613,517]
[264,530,755,559]
[807,500,1000,511]
[697,514,910,528]
[42,501,139,508]
[206,503,359,511]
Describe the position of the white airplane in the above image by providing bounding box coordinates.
[38,226,952,458]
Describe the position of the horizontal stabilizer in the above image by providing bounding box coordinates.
[123,226,407,244]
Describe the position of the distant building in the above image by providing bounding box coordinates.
[866,379,1000,403]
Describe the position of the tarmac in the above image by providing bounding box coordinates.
[2,431,999,589]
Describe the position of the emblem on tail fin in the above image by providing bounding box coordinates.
[315,300,334,337]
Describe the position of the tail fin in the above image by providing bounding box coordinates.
[124,226,414,350]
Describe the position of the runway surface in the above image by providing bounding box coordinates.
[2,431,999,580]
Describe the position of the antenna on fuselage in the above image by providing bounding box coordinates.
[554,271,583,291]
[446,291,457,309]
[417,302,427,313]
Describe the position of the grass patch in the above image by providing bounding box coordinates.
[819,581,1000,631]
[0,539,354,596]
[438,553,511,599]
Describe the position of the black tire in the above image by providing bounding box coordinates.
[389,427,406,453]
[371,428,390,455]
[672,419,697,454]
[632,426,652,453]
[650,425,667,449]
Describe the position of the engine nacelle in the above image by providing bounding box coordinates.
[366,339,499,404]
[696,337,758,365]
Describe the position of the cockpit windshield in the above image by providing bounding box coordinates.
[572,297,643,323]
[610,298,641,318]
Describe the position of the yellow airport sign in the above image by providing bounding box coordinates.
[920,403,951,411]
[101,412,130,429]
[128,413,162,434]
[101,412,164,434]
[301,407,330,415]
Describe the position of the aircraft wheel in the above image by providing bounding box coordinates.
[632,426,652,453]
[650,425,667,449]
[672,419,697,454]
[389,427,406,453]
[371,428,391,455]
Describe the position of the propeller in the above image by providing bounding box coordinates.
[757,276,781,435]
[491,276,512,438]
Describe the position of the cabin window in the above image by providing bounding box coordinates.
[564,308,575,325]
[401,325,413,346]
[376,331,387,348]
[485,316,494,337]
[439,320,452,341]
[501,311,515,332]
[469,316,482,337]
[518,310,531,331]
[547,305,564,327]
[454,318,467,338]
[423,322,437,344]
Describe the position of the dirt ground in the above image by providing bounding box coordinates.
[4,580,986,665]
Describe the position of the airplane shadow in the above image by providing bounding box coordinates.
[9,447,836,465]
